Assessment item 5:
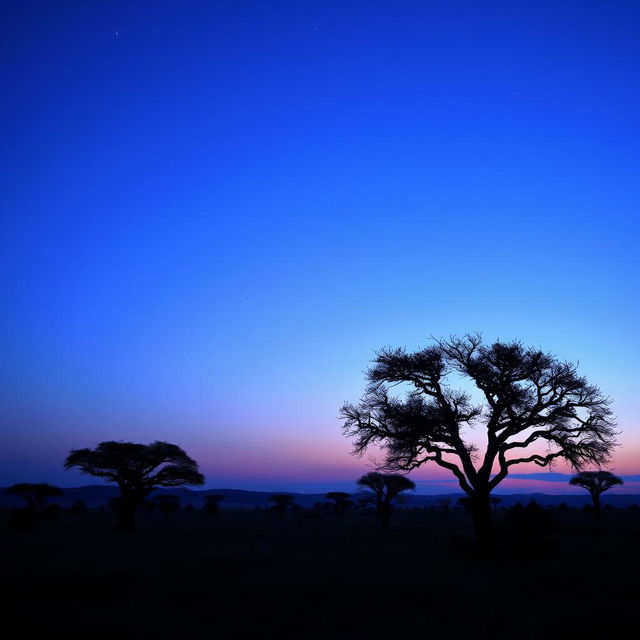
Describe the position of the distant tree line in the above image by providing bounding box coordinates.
[5,462,624,535]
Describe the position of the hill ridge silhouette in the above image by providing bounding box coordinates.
[2,485,638,509]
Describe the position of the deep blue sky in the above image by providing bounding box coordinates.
[1,1,638,492]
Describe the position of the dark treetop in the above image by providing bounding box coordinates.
[569,471,624,494]
[64,441,205,493]
[5,483,63,509]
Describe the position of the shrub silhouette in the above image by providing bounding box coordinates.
[202,494,225,516]
[569,471,623,521]
[69,500,88,516]
[507,501,552,552]
[341,333,618,550]
[356,472,415,528]
[154,494,181,519]
[325,492,353,516]
[357,497,375,510]
[64,441,204,530]
[269,494,294,518]
[313,501,332,514]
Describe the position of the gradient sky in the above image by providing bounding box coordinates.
[1,1,638,493]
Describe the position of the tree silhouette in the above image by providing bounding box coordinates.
[269,494,294,518]
[5,482,63,529]
[569,471,623,521]
[341,334,618,549]
[357,497,374,510]
[5,483,63,514]
[64,441,204,530]
[154,494,181,519]
[325,492,353,516]
[202,494,224,516]
[356,472,415,528]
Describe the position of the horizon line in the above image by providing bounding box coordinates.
[1,483,637,497]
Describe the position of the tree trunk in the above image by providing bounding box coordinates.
[470,490,493,551]
[380,503,390,529]
[117,497,138,531]
[592,492,601,522]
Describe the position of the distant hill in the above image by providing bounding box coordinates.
[1,485,639,509]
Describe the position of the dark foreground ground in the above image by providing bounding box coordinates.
[1,506,639,639]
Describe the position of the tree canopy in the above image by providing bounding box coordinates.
[65,441,204,491]
[5,483,63,511]
[357,472,415,499]
[326,491,353,515]
[569,470,624,494]
[357,472,415,527]
[570,470,623,520]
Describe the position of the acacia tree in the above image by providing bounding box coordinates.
[269,494,294,518]
[325,491,353,516]
[569,471,623,521]
[357,472,415,528]
[64,441,204,530]
[202,494,224,516]
[340,334,618,549]
[5,483,63,510]
[5,483,63,519]
[154,494,181,519]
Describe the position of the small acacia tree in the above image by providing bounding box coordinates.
[326,491,353,516]
[5,483,63,519]
[269,494,294,518]
[357,472,415,528]
[341,334,618,549]
[64,441,204,530]
[5,483,63,511]
[569,471,623,521]
[154,494,181,519]
[202,494,224,516]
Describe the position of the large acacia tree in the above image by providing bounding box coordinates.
[340,334,618,548]
[569,471,623,521]
[65,441,204,530]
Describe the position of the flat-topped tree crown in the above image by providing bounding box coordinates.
[357,472,416,528]
[569,470,623,520]
[65,441,204,491]
[5,483,63,511]
[569,471,623,493]
[341,334,618,547]
[64,440,204,530]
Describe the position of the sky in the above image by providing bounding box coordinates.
[1,0,638,494]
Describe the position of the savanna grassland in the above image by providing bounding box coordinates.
[1,506,638,639]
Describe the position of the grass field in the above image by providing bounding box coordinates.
[1,506,639,639]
